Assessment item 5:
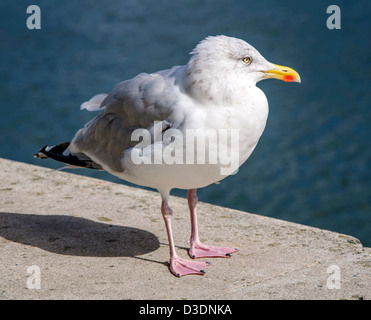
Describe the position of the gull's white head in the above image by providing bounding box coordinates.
[184,35,300,104]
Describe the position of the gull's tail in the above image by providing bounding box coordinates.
[34,142,102,170]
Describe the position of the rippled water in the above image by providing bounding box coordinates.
[1,1,370,245]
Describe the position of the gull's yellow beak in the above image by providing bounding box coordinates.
[263,64,301,83]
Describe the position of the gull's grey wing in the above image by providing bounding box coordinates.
[68,66,185,172]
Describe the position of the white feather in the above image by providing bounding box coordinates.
[80,94,108,111]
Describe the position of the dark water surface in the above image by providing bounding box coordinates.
[1,1,370,245]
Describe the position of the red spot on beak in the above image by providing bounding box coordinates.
[283,75,295,82]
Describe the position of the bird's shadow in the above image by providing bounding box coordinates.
[0,212,160,258]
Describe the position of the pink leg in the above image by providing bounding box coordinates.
[188,189,237,259]
[161,194,209,277]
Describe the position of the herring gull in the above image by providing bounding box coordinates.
[35,35,300,277]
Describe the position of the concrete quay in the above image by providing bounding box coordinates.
[0,158,370,300]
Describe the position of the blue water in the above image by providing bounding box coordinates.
[1,1,370,246]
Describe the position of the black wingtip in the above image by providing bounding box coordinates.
[35,142,101,170]
[34,145,49,158]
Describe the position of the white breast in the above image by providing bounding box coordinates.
[112,86,269,191]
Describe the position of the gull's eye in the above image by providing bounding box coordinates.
[242,56,252,65]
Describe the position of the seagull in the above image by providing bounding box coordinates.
[35,35,300,277]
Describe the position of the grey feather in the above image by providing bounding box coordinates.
[68,66,185,172]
